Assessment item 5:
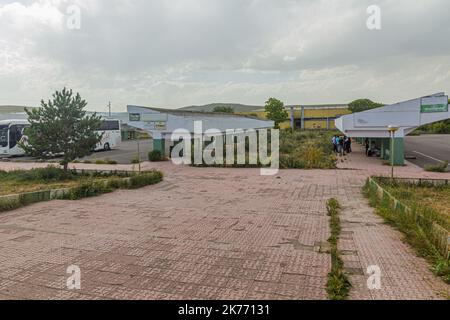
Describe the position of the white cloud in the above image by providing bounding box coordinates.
[0,0,450,110]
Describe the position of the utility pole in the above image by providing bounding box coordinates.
[108,101,111,118]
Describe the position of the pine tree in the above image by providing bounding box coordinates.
[21,88,102,172]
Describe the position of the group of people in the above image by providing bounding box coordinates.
[332,135,352,156]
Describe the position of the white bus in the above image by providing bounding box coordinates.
[0,119,121,157]
[95,119,122,151]
[0,119,29,157]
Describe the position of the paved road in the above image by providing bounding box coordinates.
[0,149,447,300]
[405,135,450,168]
[0,139,153,165]
[81,139,153,164]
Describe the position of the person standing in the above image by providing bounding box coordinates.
[365,138,370,156]
[336,136,342,156]
[332,135,337,153]
[348,137,352,153]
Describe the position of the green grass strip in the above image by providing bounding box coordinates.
[326,198,351,300]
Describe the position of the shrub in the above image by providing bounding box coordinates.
[107,159,118,165]
[129,171,163,189]
[0,197,22,213]
[148,150,163,162]
[64,180,111,200]
[425,161,449,173]
[94,159,107,165]
[4,167,73,182]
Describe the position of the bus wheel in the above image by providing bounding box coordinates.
[104,143,110,151]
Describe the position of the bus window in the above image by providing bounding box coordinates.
[0,125,8,148]
[8,125,23,149]
[99,120,120,131]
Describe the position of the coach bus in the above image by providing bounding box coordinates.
[0,119,121,157]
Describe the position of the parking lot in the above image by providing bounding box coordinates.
[80,139,153,164]
[0,139,153,165]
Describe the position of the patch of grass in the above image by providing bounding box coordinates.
[64,170,163,200]
[131,157,141,164]
[0,197,22,212]
[191,129,338,169]
[0,167,133,196]
[0,168,164,212]
[326,198,351,300]
[129,170,164,189]
[425,161,449,173]
[279,130,337,169]
[91,159,118,165]
[363,180,450,284]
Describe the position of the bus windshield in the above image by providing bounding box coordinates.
[0,125,8,148]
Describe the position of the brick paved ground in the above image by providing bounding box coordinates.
[337,145,448,299]
[0,145,448,300]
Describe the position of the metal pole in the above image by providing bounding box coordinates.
[290,107,295,132]
[108,101,111,118]
[137,138,141,173]
[391,131,394,182]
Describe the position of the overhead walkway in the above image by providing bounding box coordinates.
[335,93,450,165]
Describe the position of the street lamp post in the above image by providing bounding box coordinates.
[388,125,399,182]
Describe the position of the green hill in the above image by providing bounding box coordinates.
[180,103,262,113]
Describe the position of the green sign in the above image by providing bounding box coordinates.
[129,113,141,121]
[421,104,448,113]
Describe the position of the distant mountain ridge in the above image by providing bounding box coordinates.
[180,103,262,113]
[0,105,33,114]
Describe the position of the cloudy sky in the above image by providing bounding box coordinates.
[0,0,449,111]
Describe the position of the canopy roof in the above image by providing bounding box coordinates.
[335,93,449,138]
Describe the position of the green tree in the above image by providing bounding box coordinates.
[213,106,234,113]
[21,88,102,172]
[265,98,288,129]
[348,99,384,113]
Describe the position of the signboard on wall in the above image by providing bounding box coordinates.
[129,113,141,122]
[143,121,167,131]
[421,96,449,113]
[420,104,448,113]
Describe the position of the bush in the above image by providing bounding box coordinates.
[94,159,107,165]
[107,159,118,165]
[148,150,163,162]
[0,197,22,213]
[3,167,73,182]
[64,180,111,200]
[129,170,163,189]
[425,161,449,173]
